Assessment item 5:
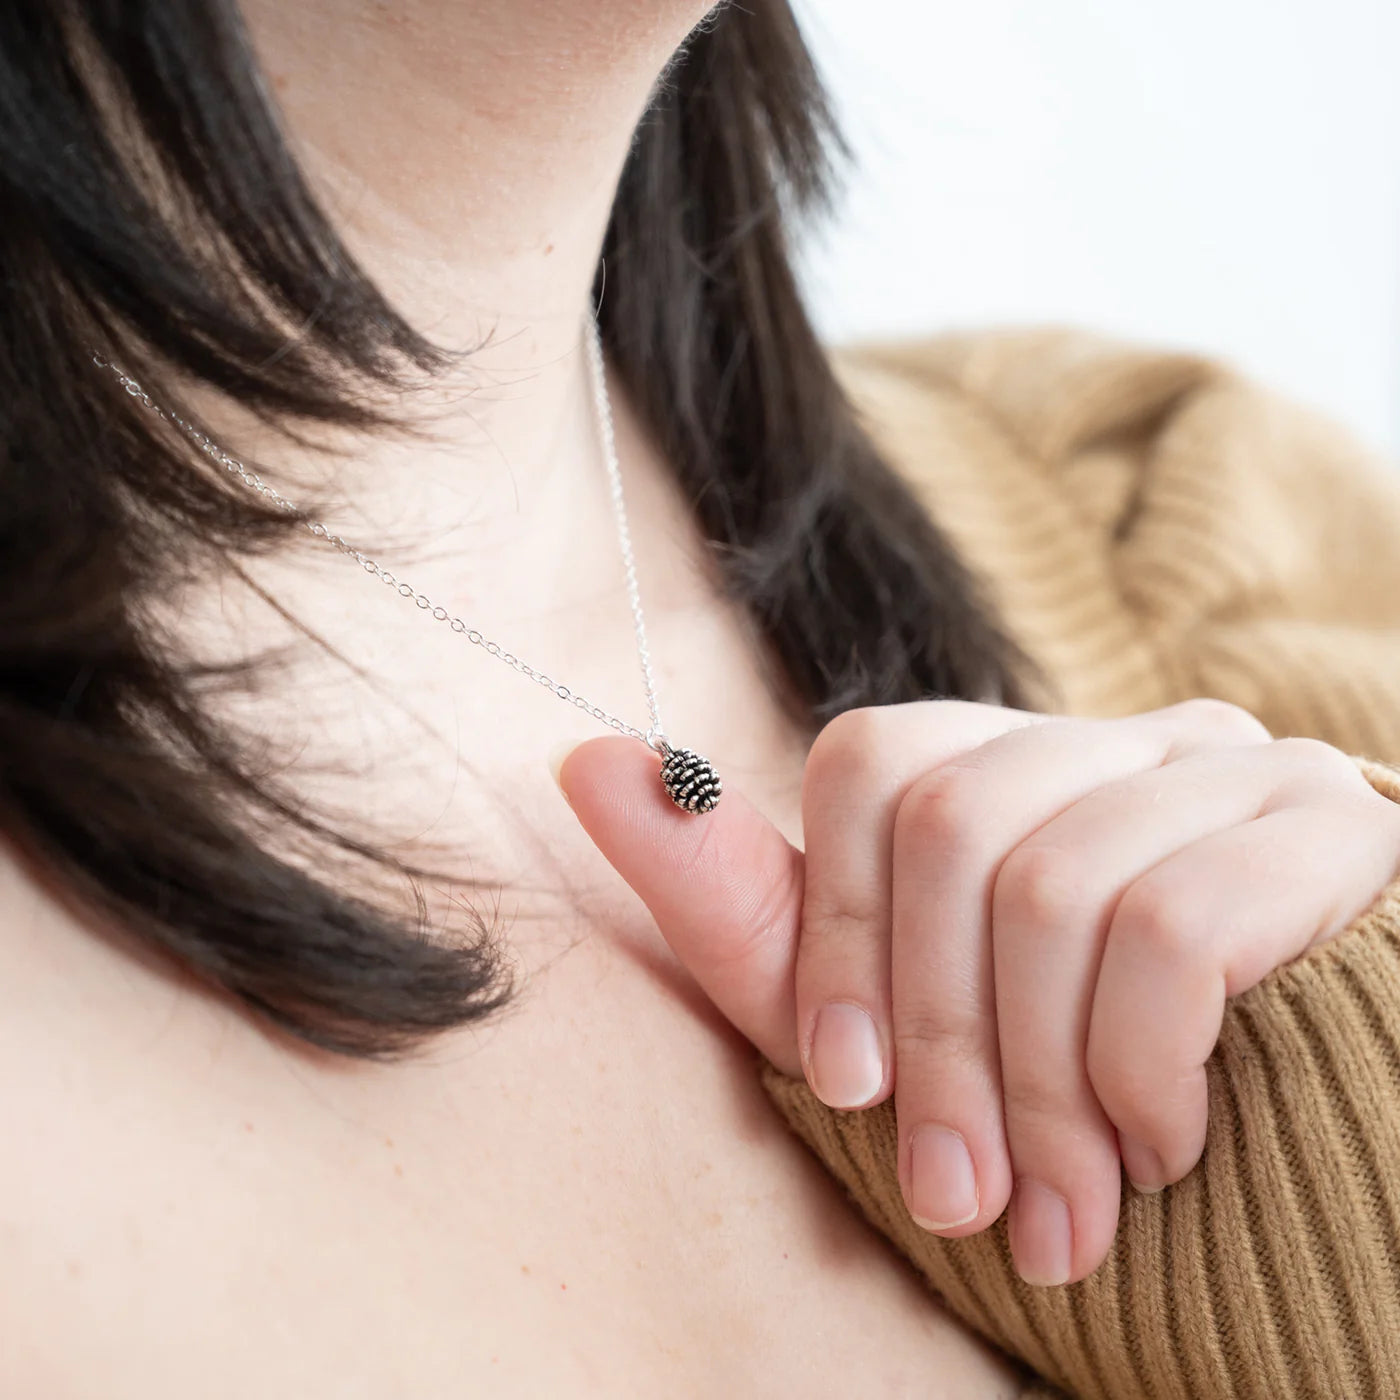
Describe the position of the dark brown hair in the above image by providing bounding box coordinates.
[0,0,1049,1057]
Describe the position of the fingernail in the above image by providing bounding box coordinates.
[808,1003,884,1109]
[1010,1179,1073,1286]
[547,742,576,808]
[1119,1134,1167,1194]
[908,1126,980,1230]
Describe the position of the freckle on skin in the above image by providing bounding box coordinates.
[393,1164,404,1177]
[520,1264,530,1275]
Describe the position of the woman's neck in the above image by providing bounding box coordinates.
[212,0,723,616]
[239,0,712,388]
[196,0,720,641]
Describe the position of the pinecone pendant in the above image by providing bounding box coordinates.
[658,745,722,815]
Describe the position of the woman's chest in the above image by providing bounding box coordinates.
[3,526,1032,1393]
[1,871,1023,1398]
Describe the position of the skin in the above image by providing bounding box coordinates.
[560,700,1400,1286]
[0,2,1029,1394]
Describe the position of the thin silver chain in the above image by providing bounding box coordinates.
[90,315,674,755]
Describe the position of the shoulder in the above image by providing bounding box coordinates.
[0,843,133,1385]
[0,835,279,1391]
[827,325,1238,557]
[828,322,1400,472]
[831,324,1244,466]
[0,831,243,1121]
[830,322,1400,558]
[0,832,191,1175]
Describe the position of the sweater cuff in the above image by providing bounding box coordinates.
[760,750,1400,1400]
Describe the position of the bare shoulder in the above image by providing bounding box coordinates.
[0,833,204,1060]
[0,841,129,1386]
[0,836,261,1395]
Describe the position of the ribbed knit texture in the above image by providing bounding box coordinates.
[761,328,1400,1400]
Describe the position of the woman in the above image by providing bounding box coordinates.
[4,3,1400,1396]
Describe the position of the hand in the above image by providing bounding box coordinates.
[555,699,1400,1285]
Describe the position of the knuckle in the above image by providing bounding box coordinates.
[1085,1042,1156,1129]
[1112,881,1208,966]
[806,707,887,792]
[994,844,1095,932]
[1170,695,1273,741]
[1269,734,1353,779]
[1000,1062,1076,1126]
[801,893,883,955]
[893,1005,981,1067]
[894,769,984,858]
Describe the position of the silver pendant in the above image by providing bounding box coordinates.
[658,744,722,815]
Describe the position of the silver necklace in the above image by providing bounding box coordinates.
[90,315,723,815]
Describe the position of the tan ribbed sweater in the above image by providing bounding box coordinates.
[760,328,1400,1400]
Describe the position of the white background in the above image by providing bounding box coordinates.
[792,0,1400,459]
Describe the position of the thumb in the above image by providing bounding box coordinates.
[556,736,804,1077]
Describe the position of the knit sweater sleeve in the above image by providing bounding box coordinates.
[762,331,1400,1400]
